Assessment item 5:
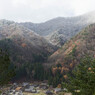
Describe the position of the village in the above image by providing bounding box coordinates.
[0,82,72,95]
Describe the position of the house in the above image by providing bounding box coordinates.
[24,85,37,93]
[8,90,15,95]
[1,92,8,95]
[31,89,37,93]
[8,86,23,95]
[63,88,68,92]
[75,90,80,93]
[9,90,23,95]
[15,87,22,91]
[22,82,29,87]
[15,90,23,95]
[48,85,53,90]
[54,88,62,93]
[39,83,48,90]
[13,83,18,86]
[33,84,39,87]
[64,93,72,95]
[10,84,18,90]
[45,91,53,95]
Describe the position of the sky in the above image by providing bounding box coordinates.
[0,0,95,23]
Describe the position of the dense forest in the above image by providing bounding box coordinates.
[0,49,15,85]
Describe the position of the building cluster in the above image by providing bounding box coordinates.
[1,82,66,95]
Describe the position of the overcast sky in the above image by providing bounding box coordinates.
[0,0,95,23]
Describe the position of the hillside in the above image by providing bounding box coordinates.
[48,23,95,70]
[42,23,95,87]
[0,20,56,66]
[20,11,95,47]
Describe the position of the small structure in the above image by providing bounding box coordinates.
[13,83,17,86]
[15,91,23,95]
[63,88,68,92]
[75,90,80,93]
[54,88,62,93]
[40,83,48,90]
[24,85,37,93]
[22,82,29,87]
[8,90,15,95]
[33,84,39,87]
[45,91,53,95]
[9,90,23,95]
[1,92,8,95]
[64,93,72,95]
[31,89,37,93]
[15,87,22,91]
[10,83,18,90]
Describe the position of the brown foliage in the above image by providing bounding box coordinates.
[64,75,68,79]
[52,67,58,75]
[21,43,27,47]
[57,84,61,88]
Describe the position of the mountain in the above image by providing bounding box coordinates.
[44,24,95,87]
[43,23,95,87]
[20,11,95,47]
[47,23,95,70]
[0,11,95,80]
[0,20,56,66]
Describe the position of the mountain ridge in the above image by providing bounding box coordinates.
[20,11,95,47]
[0,19,56,66]
[48,23,95,67]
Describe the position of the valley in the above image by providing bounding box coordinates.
[0,11,95,95]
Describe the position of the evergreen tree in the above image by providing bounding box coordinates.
[63,56,95,95]
[0,49,15,85]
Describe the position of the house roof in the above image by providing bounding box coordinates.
[54,88,61,92]
[46,91,53,94]
[15,87,22,91]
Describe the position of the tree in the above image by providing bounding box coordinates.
[48,67,62,87]
[0,49,15,85]
[34,63,44,80]
[63,56,95,95]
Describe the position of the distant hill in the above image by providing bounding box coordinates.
[0,20,56,66]
[20,11,95,47]
[48,23,95,70]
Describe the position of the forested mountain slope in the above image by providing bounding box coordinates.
[0,20,56,66]
[48,23,95,71]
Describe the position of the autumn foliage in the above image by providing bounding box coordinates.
[21,43,27,47]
